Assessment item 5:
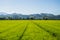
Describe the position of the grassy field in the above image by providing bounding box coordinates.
[0,20,60,40]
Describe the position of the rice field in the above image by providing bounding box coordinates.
[0,20,60,40]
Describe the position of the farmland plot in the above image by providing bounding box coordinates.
[32,20,60,40]
[0,20,60,40]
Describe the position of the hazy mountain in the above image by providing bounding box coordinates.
[0,12,60,20]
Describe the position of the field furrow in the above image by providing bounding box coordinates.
[21,21,57,40]
[18,23,28,40]
[0,20,28,40]
[32,21,57,37]
[0,20,60,40]
[32,20,60,40]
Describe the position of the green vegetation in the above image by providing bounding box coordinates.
[0,20,60,40]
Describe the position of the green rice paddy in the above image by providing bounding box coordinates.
[0,20,60,40]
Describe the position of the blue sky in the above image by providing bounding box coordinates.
[0,0,60,15]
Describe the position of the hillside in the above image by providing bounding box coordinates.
[0,12,60,20]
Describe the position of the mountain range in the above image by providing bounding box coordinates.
[0,12,60,20]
